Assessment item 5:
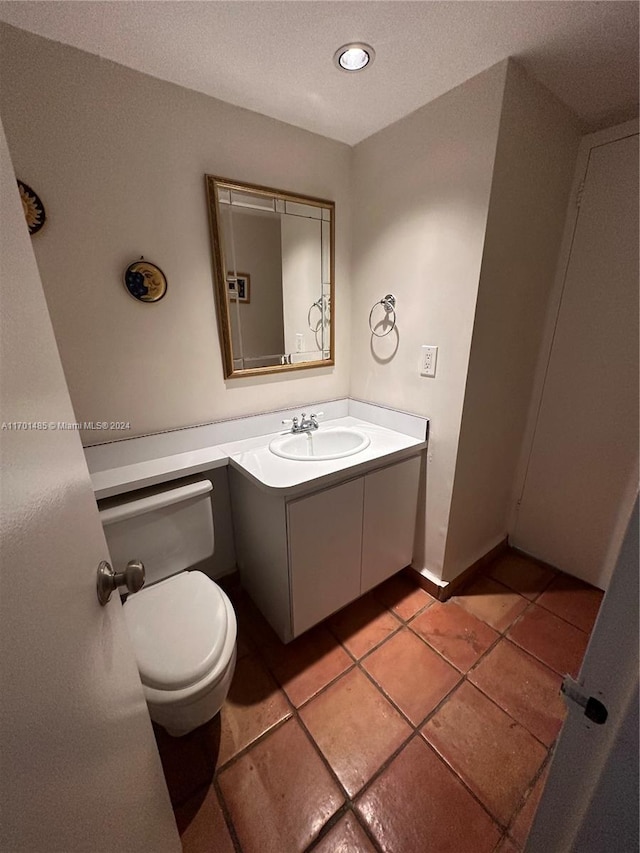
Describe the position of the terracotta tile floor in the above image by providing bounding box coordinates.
[154,549,603,853]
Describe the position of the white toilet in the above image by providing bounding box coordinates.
[99,479,237,737]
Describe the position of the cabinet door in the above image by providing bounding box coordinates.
[288,478,363,637]
[361,456,421,593]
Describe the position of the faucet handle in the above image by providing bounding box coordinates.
[282,416,299,427]
[311,412,324,419]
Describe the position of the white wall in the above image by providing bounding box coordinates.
[442,61,580,581]
[4,23,619,591]
[350,61,508,580]
[0,23,351,443]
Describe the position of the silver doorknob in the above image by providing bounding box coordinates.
[97,559,145,606]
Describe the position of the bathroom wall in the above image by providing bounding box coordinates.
[1,24,587,588]
[0,23,352,444]
[351,59,580,583]
[441,61,581,581]
[351,61,509,580]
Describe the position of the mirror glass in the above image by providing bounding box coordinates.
[205,176,334,378]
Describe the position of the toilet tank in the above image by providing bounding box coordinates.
[99,480,214,587]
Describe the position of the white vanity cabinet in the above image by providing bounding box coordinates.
[360,457,423,594]
[230,453,422,642]
[288,477,364,637]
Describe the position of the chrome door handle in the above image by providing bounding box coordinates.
[97,559,145,606]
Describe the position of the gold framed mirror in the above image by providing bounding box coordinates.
[205,175,335,379]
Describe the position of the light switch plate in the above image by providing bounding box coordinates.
[420,345,438,377]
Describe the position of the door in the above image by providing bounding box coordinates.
[0,122,180,851]
[525,498,639,852]
[513,127,639,588]
[288,478,363,636]
[360,456,422,593]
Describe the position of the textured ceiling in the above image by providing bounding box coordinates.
[0,1,637,145]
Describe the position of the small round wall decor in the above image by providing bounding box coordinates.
[123,258,167,303]
[17,180,46,235]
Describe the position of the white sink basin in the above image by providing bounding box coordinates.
[269,427,371,461]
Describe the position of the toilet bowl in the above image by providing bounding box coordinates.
[99,479,237,737]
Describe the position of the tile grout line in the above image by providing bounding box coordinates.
[402,578,563,832]
[225,597,446,818]
[484,565,599,634]
[356,647,464,731]
[418,735,515,834]
[507,583,594,635]
[327,559,592,836]
[261,658,396,853]
[213,669,353,852]
[427,574,572,829]
[301,607,537,836]
[226,594,501,845]
[271,585,545,835]
[172,554,594,849]
[346,579,565,825]
[301,804,353,853]
[380,608,551,830]
[212,634,369,851]
[505,746,555,842]
[196,655,522,845]
[208,707,295,779]
[303,803,385,853]
[213,777,244,853]
[452,595,567,753]
[505,600,590,677]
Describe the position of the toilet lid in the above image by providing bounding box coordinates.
[124,572,229,691]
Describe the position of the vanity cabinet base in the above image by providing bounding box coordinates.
[229,453,423,643]
[229,469,293,642]
[361,457,422,594]
[288,477,364,637]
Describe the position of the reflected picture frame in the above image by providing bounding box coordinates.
[227,272,251,303]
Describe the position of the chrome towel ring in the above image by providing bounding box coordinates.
[369,294,397,337]
[308,295,329,331]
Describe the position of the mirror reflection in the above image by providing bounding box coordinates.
[205,176,334,378]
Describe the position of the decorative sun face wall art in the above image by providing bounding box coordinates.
[17,180,46,235]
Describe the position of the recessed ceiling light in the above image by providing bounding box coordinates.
[334,43,375,72]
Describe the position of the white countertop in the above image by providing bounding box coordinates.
[90,446,228,499]
[86,399,428,500]
[223,416,426,495]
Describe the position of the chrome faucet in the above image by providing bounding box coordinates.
[282,412,324,433]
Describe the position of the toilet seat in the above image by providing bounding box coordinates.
[123,571,234,693]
